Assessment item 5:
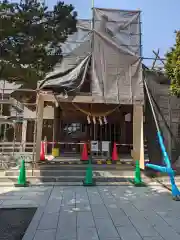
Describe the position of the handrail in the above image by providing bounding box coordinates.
[0,142,35,145]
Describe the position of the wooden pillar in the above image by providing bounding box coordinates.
[133,105,144,169]
[53,105,61,148]
[21,120,27,152]
[35,94,44,162]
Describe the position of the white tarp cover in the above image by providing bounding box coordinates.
[39,8,144,104]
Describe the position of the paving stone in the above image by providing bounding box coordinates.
[120,203,141,217]
[57,212,76,239]
[56,238,76,240]
[129,215,159,237]
[112,215,132,227]
[141,209,180,239]
[76,196,89,202]
[99,239,121,240]
[76,203,91,211]
[107,207,126,217]
[160,208,180,218]
[21,195,48,207]
[87,190,104,204]
[77,227,99,240]
[153,222,180,240]
[143,237,163,240]
[22,191,47,196]
[88,197,103,205]
[160,216,180,234]
[117,226,142,240]
[60,205,75,212]
[91,204,109,218]
[50,195,63,201]
[99,190,116,198]
[131,199,152,211]
[20,186,52,192]
[8,190,47,196]
[0,195,22,200]
[75,190,88,202]
[38,212,59,230]
[51,186,64,195]
[2,185,180,240]
[103,199,117,206]
[107,204,131,226]
[50,191,63,200]
[33,229,56,240]
[77,212,95,228]
[44,199,62,213]
[22,190,50,197]
[95,218,119,239]
[56,226,76,239]
[0,199,38,208]
[62,191,75,205]
[141,209,168,226]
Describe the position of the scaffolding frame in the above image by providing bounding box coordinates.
[0,81,39,171]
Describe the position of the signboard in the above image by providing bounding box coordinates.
[102,141,110,152]
[91,141,99,152]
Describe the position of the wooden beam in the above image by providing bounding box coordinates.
[41,93,144,105]
[35,94,44,162]
[132,105,144,169]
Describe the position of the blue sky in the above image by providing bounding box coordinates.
[48,0,179,66]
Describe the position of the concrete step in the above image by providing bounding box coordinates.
[34,164,134,171]
[3,163,136,185]
[0,171,151,187]
[6,170,86,177]
[0,181,132,187]
[5,169,134,177]
[0,175,132,183]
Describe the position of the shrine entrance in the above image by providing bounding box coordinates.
[52,103,133,159]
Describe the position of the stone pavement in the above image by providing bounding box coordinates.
[0,183,180,240]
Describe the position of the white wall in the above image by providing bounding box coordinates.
[23,106,54,119]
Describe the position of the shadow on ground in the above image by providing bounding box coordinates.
[0,208,36,240]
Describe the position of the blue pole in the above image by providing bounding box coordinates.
[157,131,171,168]
[146,163,173,174]
[144,78,180,199]
[157,131,180,197]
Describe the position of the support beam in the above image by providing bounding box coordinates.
[35,94,44,162]
[121,113,126,144]
[53,105,61,149]
[133,105,144,169]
